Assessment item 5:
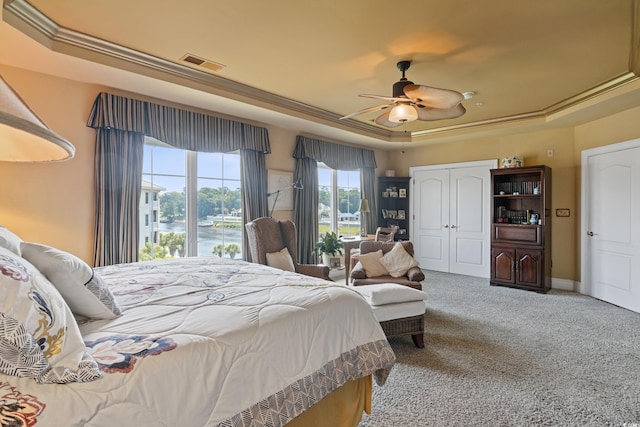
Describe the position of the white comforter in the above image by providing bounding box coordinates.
[0,257,394,427]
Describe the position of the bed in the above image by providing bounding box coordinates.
[0,228,395,427]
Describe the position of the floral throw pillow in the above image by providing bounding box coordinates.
[21,242,122,319]
[0,247,102,384]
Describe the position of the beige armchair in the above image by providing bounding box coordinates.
[245,217,330,280]
[350,240,425,289]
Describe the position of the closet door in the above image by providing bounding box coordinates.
[413,168,450,272]
[411,161,494,278]
[449,166,491,277]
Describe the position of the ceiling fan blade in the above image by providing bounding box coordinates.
[416,104,466,121]
[374,110,404,128]
[359,94,412,103]
[404,84,464,109]
[340,103,393,120]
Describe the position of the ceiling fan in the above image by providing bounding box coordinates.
[340,60,466,128]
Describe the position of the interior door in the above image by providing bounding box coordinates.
[585,144,640,313]
[411,161,493,278]
[449,167,491,277]
[413,168,450,271]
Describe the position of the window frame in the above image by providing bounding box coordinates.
[141,140,242,259]
[317,163,361,237]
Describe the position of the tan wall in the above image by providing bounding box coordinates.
[571,105,640,281]
[4,65,639,278]
[389,110,640,283]
[0,66,104,262]
[0,66,391,262]
[388,129,577,281]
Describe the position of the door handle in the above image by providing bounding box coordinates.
[450,225,456,229]
[443,224,449,228]
[587,231,599,236]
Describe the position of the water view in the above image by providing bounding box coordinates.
[158,220,243,258]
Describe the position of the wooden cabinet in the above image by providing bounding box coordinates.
[378,176,410,241]
[491,246,543,288]
[490,165,551,292]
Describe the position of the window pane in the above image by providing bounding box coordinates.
[197,152,223,178]
[140,175,186,260]
[337,170,361,237]
[317,165,361,238]
[196,152,242,258]
[144,144,185,176]
[318,165,332,236]
[141,145,242,260]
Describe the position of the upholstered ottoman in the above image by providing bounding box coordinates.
[352,283,427,348]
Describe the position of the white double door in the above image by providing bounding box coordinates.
[410,160,495,278]
[582,139,640,313]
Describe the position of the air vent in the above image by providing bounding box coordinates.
[179,54,225,72]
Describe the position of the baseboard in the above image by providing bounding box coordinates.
[551,278,576,291]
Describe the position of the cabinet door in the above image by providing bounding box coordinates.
[516,248,543,288]
[491,246,515,284]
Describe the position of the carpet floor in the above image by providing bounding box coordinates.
[358,270,640,427]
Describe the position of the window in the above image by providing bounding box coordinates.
[139,139,242,260]
[318,163,361,238]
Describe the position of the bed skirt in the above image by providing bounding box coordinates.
[286,375,373,427]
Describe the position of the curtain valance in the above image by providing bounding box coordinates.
[87,92,270,153]
[293,135,376,170]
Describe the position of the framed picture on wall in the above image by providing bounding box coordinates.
[268,169,294,211]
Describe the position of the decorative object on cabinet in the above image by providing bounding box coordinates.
[378,176,410,241]
[501,156,524,168]
[490,165,551,293]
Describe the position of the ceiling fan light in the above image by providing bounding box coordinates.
[388,104,418,123]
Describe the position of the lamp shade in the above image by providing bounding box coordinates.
[359,198,370,213]
[388,104,418,124]
[0,74,75,162]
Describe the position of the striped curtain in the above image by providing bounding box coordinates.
[88,92,270,266]
[241,149,269,261]
[92,128,144,266]
[293,136,377,263]
[293,157,319,264]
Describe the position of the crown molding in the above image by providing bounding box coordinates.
[3,0,393,141]
[3,0,638,144]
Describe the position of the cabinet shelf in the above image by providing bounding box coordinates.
[378,176,410,241]
[490,165,551,293]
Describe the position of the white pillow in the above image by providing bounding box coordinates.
[358,250,389,278]
[354,283,427,306]
[266,247,295,272]
[0,247,102,384]
[20,242,122,319]
[379,242,420,278]
[0,226,22,255]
